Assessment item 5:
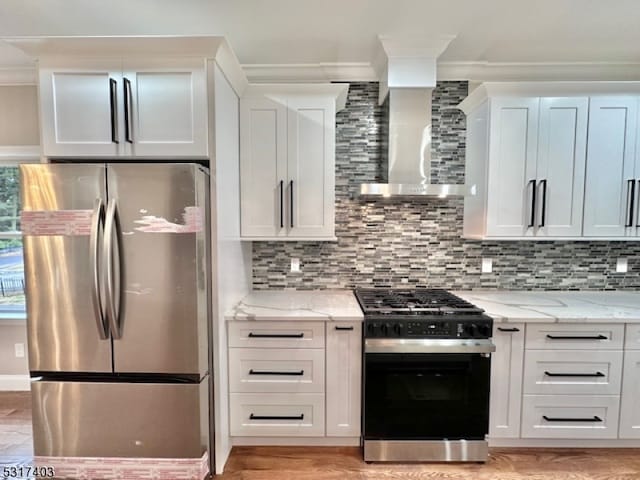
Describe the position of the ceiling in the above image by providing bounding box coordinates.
[0,0,639,70]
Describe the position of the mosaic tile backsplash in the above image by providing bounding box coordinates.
[252,82,640,290]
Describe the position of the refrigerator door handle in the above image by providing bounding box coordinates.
[90,198,108,340]
[104,198,123,339]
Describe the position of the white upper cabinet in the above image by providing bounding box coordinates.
[461,82,640,240]
[470,95,588,239]
[39,59,208,159]
[485,97,539,237]
[583,97,638,237]
[240,85,347,241]
[535,97,588,237]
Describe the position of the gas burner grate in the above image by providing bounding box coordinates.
[355,289,484,315]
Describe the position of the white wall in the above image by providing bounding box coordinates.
[209,62,251,475]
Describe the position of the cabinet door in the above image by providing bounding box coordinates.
[287,96,335,239]
[486,98,539,237]
[583,97,638,237]
[39,62,124,157]
[535,97,588,237]
[240,97,288,238]
[122,60,208,158]
[326,322,362,437]
[619,350,640,438]
[489,324,525,438]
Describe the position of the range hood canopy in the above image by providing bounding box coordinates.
[359,36,476,198]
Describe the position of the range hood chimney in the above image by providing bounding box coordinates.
[360,36,476,198]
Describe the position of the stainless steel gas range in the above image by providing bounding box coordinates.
[355,289,495,463]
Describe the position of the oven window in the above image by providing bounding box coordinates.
[364,353,490,440]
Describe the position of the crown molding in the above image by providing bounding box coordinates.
[242,63,377,83]
[438,61,640,81]
[458,81,640,114]
[243,60,640,85]
[0,67,36,85]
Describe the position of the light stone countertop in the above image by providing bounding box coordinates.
[225,290,364,322]
[453,290,640,323]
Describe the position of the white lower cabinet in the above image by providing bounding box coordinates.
[229,393,325,437]
[521,395,620,439]
[228,320,362,441]
[326,322,362,437]
[523,350,623,396]
[489,324,525,438]
[619,350,640,438]
[490,322,640,444]
[229,348,325,393]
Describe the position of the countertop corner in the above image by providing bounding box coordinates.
[225,289,364,322]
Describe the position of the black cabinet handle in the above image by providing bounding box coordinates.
[544,371,605,378]
[538,179,547,227]
[279,180,284,228]
[250,414,304,421]
[109,78,119,144]
[123,77,133,144]
[248,332,304,339]
[335,326,355,331]
[290,179,294,228]
[546,334,607,340]
[528,179,536,228]
[249,369,304,376]
[626,179,636,227]
[498,327,520,332]
[543,415,602,423]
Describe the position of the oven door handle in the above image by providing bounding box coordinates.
[364,338,496,354]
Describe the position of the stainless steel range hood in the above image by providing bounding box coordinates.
[359,87,475,198]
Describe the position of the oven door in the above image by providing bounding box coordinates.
[364,351,491,440]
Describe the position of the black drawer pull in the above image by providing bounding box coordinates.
[249,369,304,376]
[250,414,304,421]
[543,415,602,423]
[544,371,605,378]
[498,327,520,332]
[546,334,608,340]
[248,333,304,339]
[335,326,355,331]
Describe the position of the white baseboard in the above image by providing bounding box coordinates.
[231,436,361,447]
[489,438,640,448]
[0,374,30,391]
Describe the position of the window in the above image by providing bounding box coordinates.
[0,166,25,313]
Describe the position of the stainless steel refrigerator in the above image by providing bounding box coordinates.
[19,163,212,466]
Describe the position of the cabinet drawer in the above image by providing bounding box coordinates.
[525,324,624,350]
[521,395,620,439]
[229,393,325,437]
[228,321,325,348]
[229,348,324,393]
[523,350,622,395]
[625,324,640,350]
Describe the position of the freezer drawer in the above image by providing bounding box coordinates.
[31,379,209,458]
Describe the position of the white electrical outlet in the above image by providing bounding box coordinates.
[14,343,25,358]
[290,257,301,273]
[616,257,628,273]
[481,258,493,273]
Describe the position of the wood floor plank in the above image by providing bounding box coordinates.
[217,447,640,480]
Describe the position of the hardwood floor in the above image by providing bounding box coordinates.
[217,446,640,480]
[1,393,639,479]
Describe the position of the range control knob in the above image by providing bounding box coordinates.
[393,323,403,336]
[478,323,492,338]
[464,323,479,338]
[367,323,377,337]
[380,323,389,337]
